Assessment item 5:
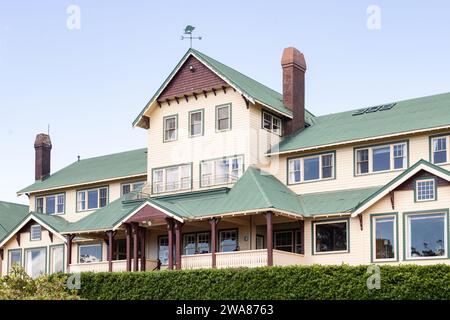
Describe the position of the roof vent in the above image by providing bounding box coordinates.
[352,103,396,116]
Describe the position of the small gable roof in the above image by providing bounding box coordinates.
[0,201,29,245]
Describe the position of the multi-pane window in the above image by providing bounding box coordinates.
[262,111,282,135]
[158,236,169,265]
[35,194,65,215]
[121,181,145,195]
[164,115,178,142]
[152,164,192,194]
[77,187,108,211]
[355,142,408,175]
[189,110,204,137]
[200,156,244,187]
[372,215,396,261]
[416,179,436,201]
[288,153,335,184]
[274,231,293,252]
[183,232,210,255]
[79,243,102,263]
[216,104,231,131]
[30,225,42,241]
[314,220,348,254]
[432,136,448,164]
[406,213,447,259]
[219,229,238,252]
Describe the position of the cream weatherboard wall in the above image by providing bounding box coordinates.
[269,131,450,195]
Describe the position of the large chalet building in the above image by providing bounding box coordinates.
[1,47,450,277]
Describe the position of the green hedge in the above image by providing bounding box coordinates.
[77,265,450,300]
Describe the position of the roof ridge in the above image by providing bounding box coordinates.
[0,200,28,208]
[246,167,273,208]
[74,147,147,163]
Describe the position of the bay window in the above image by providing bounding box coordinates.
[35,194,65,215]
[313,220,348,254]
[431,136,448,164]
[371,215,397,261]
[152,164,192,194]
[200,155,244,187]
[288,153,335,184]
[355,142,408,175]
[406,212,447,259]
[77,187,108,211]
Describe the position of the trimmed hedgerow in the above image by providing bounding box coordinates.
[76,264,450,300]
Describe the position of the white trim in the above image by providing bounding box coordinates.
[268,125,450,156]
[371,214,397,262]
[351,163,450,217]
[415,178,436,202]
[313,219,349,255]
[0,215,67,247]
[30,224,42,241]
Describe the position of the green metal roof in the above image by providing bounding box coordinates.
[133,48,315,127]
[32,212,71,233]
[18,148,147,195]
[274,92,450,154]
[0,201,29,244]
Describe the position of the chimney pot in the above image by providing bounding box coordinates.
[34,133,52,181]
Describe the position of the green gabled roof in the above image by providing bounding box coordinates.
[133,48,315,126]
[18,148,147,195]
[274,92,450,154]
[0,201,29,243]
[32,212,71,233]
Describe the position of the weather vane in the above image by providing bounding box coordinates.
[181,25,202,48]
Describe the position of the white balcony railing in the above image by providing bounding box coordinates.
[272,249,304,266]
[181,253,213,269]
[216,249,268,268]
[68,259,159,273]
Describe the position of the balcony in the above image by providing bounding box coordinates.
[68,259,159,273]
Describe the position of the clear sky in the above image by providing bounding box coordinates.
[1,1,449,204]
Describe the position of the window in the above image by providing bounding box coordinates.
[416,179,436,202]
[288,153,335,184]
[189,110,204,137]
[158,236,169,265]
[183,232,210,255]
[274,231,293,252]
[372,215,396,261]
[50,245,64,273]
[8,249,21,272]
[79,244,102,263]
[216,104,231,131]
[122,181,145,195]
[314,220,348,254]
[164,115,178,142]
[406,213,447,259]
[355,142,408,175]
[77,187,108,211]
[432,136,448,164]
[262,111,282,135]
[25,248,46,278]
[295,230,304,254]
[35,194,65,215]
[219,229,238,252]
[30,224,42,241]
[152,164,192,194]
[200,156,244,187]
[256,235,265,250]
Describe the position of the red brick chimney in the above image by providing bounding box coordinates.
[281,47,307,135]
[34,133,52,181]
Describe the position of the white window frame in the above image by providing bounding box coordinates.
[30,224,42,241]
[121,181,146,196]
[216,104,231,132]
[262,111,282,136]
[77,187,108,212]
[78,243,103,263]
[371,215,397,262]
[50,245,64,274]
[415,179,436,202]
[431,136,449,165]
[405,212,448,260]
[163,115,178,142]
[200,155,244,187]
[151,164,192,194]
[189,109,204,137]
[287,153,335,184]
[35,194,65,215]
[313,220,349,255]
[24,247,46,278]
[8,249,22,273]
[355,142,408,176]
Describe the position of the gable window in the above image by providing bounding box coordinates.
[77,187,108,211]
[416,179,436,202]
[122,181,145,196]
[406,212,447,259]
[25,247,46,278]
[372,215,397,261]
[431,136,448,164]
[8,249,22,272]
[288,153,335,184]
[313,220,348,254]
[200,155,244,187]
[30,225,42,241]
[355,142,408,175]
[216,104,231,131]
[164,115,178,142]
[262,111,282,135]
[35,194,65,215]
[189,110,204,137]
[79,243,102,263]
[152,164,192,194]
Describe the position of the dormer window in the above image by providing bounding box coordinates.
[262,111,282,136]
[164,115,178,142]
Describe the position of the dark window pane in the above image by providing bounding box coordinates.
[434,151,447,164]
[87,190,98,209]
[375,217,395,259]
[46,196,55,214]
[122,184,131,195]
[315,222,347,252]
[373,146,390,172]
[274,231,293,252]
[99,188,107,207]
[304,157,320,181]
[220,230,237,252]
[409,214,445,257]
[159,236,169,265]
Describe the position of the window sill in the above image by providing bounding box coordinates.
[312,250,350,255]
[288,177,335,185]
[404,255,447,261]
[355,167,406,177]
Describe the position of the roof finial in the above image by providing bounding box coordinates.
[181,25,202,48]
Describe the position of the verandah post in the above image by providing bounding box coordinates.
[132,222,139,271]
[209,218,220,268]
[107,230,114,272]
[140,227,146,271]
[174,221,183,270]
[166,218,174,270]
[125,223,132,271]
[265,212,273,266]
[66,234,75,271]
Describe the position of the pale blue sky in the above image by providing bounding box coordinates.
[1,1,449,204]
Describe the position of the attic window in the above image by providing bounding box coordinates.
[352,103,396,116]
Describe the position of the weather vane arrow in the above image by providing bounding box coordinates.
[181,25,202,48]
